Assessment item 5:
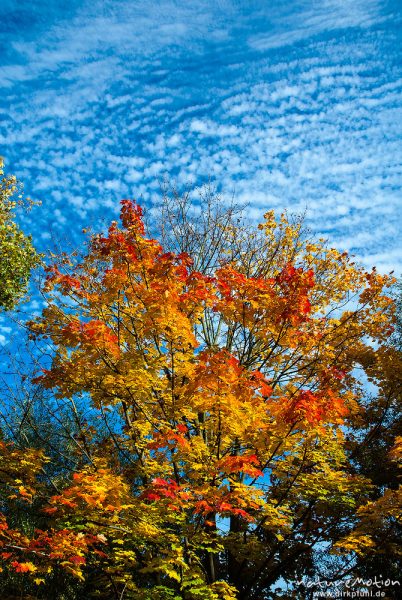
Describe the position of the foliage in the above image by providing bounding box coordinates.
[0,197,400,599]
[340,284,402,595]
[0,158,40,311]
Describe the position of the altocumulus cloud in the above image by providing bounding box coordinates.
[0,0,401,274]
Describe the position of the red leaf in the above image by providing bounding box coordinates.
[70,555,86,565]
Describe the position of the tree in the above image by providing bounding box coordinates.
[343,282,402,596]
[0,198,399,599]
[0,158,40,311]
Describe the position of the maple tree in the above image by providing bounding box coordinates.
[0,197,400,599]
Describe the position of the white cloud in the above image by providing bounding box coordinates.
[0,0,400,277]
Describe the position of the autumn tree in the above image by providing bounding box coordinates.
[0,196,400,599]
[343,281,402,595]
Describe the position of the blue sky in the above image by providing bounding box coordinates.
[1,0,401,291]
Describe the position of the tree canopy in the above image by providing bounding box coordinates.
[0,195,400,599]
[0,158,40,311]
